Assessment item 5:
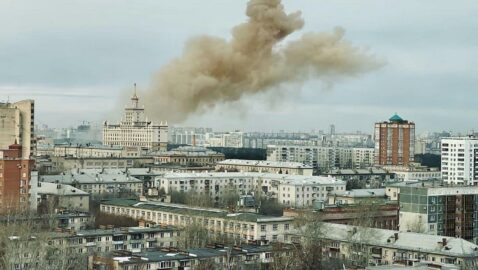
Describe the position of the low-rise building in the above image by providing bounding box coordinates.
[383,164,441,182]
[289,222,478,269]
[152,146,225,166]
[158,172,345,208]
[215,159,313,176]
[89,243,292,270]
[322,168,394,182]
[30,181,90,212]
[40,169,143,198]
[53,144,141,158]
[49,156,154,172]
[100,199,294,243]
[328,188,387,205]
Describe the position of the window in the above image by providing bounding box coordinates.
[261,225,266,232]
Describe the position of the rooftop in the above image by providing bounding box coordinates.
[101,199,293,223]
[40,170,142,184]
[36,182,89,196]
[217,159,313,169]
[317,222,478,257]
[331,188,386,198]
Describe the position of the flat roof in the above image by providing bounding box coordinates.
[217,159,313,169]
[101,199,293,223]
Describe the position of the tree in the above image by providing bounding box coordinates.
[258,198,283,216]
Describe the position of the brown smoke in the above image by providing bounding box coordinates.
[144,0,381,123]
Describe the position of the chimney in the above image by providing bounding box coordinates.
[394,233,399,241]
[443,238,447,246]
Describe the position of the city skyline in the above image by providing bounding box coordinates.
[1,0,478,133]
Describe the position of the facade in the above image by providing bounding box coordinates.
[396,183,478,244]
[215,159,313,176]
[49,156,154,172]
[40,169,143,197]
[384,164,441,182]
[328,188,387,205]
[441,136,478,185]
[152,146,225,166]
[289,222,478,269]
[374,114,415,166]
[158,172,346,208]
[100,199,294,243]
[322,168,394,182]
[30,180,90,212]
[0,143,34,212]
[103,88,168,151]
[53,144,141,158]
[267,145,374,171]
[0,99,35,157]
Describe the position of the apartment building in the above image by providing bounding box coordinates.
[30,180,90,212]
[396,183,478,244]
[40,169,143,197]
[215,159,313,176]
[49,156,154,171]
[89,243,293,270]
[290,222,478,269]
[4,225,180,270]
[0,143,34,212]
[103,87,168,151]
[441,136,478,185]
[374,114,415,166]
[100,199,294,243]
[158,172,345,208]
[0,99,35,157]
[267,145,374,171]
[384,163,441,182]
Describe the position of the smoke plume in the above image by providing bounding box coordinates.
[144,0,381,123]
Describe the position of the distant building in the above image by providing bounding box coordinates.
[0,100,35,157]
[215,159,313,176]
[383,163,441,182]
[320,168,394,183]
[152,146,225,166]
[374,114,415,166]
[53,144,141,158]
[441,136,478,185]
[328,188,387,205]
[103,87,168,151]
[0,143,34,212]
[48,156,154,172]
[388,181,478,244]
[267,145,374,171]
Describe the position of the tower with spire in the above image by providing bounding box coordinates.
[103,84,168,151]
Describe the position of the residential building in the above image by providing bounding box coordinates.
[284,203,399,230]
[103,87,168,151]
[89,243,293,270]
[40,169,143,197]
[0,143,34,212]
[0,99,35,157]
[215,159,313,176]
[158,172,345,208]
[30,180,90,212]
[322,168,394,182]
[267,145,374,171]
[441,136,478,185]
[391,181,478,244]
[289,222,478,269]
[152,146,225,166]
[374,114,415,166]
[100,199,294,243]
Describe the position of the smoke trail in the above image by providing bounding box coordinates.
[144,0,381,123]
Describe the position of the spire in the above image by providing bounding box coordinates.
[131,83,139,108]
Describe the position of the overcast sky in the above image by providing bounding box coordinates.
[1,0,477,133]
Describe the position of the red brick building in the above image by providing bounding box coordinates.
[374,114,415,166]
[0,143,34,212]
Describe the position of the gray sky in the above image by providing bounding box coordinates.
[1,0,477,133]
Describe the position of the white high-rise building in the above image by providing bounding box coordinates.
[103,87,168,151]
[441,136,478,185]
[0,99,35,157]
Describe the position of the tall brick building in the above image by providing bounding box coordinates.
[374,114,415,166]
[0,143,34,212]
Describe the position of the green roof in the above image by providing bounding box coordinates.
[389,114,404,122]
